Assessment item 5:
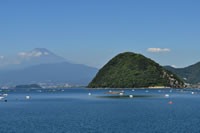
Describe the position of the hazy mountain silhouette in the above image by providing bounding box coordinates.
[0,48,98,86]
[165,62,200,84]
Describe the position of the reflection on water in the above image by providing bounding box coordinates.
[0,88,200,133]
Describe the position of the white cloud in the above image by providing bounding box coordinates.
[147,48,171,53]
[0,56,5,59]
[34,52,42,57]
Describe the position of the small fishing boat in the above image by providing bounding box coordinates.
[3,94,8,96]
[105,91,125,95]
[0,97,5,100]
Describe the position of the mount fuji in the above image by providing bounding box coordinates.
[0,48,98,86]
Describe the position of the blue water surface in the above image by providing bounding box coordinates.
[0,88,200,133]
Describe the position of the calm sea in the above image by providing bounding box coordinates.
[0,88,200,133]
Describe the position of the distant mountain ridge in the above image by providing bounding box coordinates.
[164,62,200,84]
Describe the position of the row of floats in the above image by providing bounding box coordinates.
[0,89,65,102]
[88,89,197,98]
[0,93,31,102]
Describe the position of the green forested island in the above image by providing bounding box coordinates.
[15,84,42,89]
[88,52,184,88]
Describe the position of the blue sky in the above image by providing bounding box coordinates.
[0,0,200,68]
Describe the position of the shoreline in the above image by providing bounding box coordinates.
[87,87,183,90]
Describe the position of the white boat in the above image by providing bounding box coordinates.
[0,97,5,100]
[3,94,8,96]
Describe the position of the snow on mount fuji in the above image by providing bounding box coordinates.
[0,48,67,70]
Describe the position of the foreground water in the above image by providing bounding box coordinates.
[0,88,200,133]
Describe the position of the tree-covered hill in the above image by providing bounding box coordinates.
[88,52,184,88]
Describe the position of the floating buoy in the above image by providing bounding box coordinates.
[119,93,123,96]
[129,95,133,98]
[169,101,173,104]
[165,94,169,97]
[37,90,42,93]
[26,96,30,100]
[109,90,112,93]
[191,92,195,95]
[132,89,135,92]
[88,93,92,96]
